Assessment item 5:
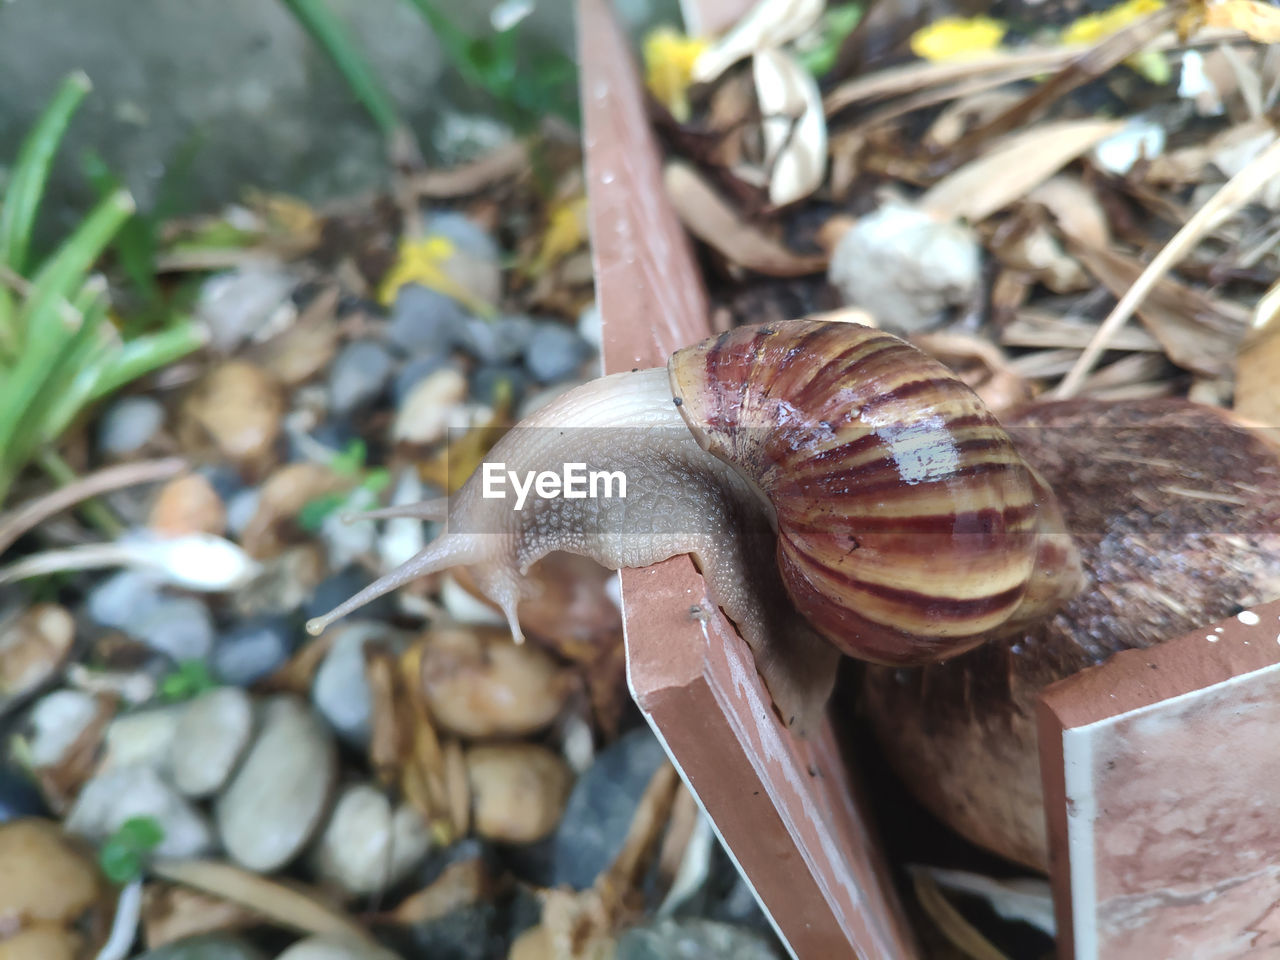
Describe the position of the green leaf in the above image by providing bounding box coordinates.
[361,467,392,495]
[115,815,165,850]
[0,72,92,274]
[98,814,165,884]
[298,491,349,532]
[798,4,863,77]
[331,438,368,476]
[158,659,217,703]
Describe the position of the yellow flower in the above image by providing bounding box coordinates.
[377,234,495,316]
[643,26,708,122]
[1062,0,1165,45]
[910,16,1008,62]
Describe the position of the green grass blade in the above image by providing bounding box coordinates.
[90,318,206,401]
[0,72,92,274]
[279,0,403,137]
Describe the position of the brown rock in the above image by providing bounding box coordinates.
[0,923,82,960]
[863,399,1280,870]
[0,819,100,928]
[180,361,284,474]
[466,744,572,844]
[0,606,74,716]
[149,473,227,537]
[420,627,571,739]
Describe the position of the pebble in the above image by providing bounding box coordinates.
[456,315,533,365]
[231,546,325,619]
[311,622,401,748]
[215,696,336,872]
[523,324,591,384]
[196,264,298,352]
[387,285,467,357]
[150,473,227,537]
[384,902,500,960]
[466,744,573,844]
[0,923,83,960]
[133,595,216,662]
[311,783,432,896]
[0,766,48,822]
[304,568,395,627]
[26,689,101,768]
[135,934,269,960]
[99,705,184,775]
[275,935,401,960]
[181,361,284,472]
[551,726,669,888]
[213,616,296,686]
[170,687,255,797]
[318,486,378,572]
[576,303,602,351]
[87,569,163,631]
[469,365,528,406]
[420,628,570,739]
[615,918,778,960]
[392,367,469,445]
[0,819,101,926]
[328,340,394,416]
[66,765,215,859]
[0,604,74,717]
[827,201,980,334]
[98,395,165,457]
[225,488,262,540]
[424,211,501,262]
[392,354,449,405]
[198,464,246,504]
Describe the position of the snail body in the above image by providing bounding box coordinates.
[308,320,1082,732]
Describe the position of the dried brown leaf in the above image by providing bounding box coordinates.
[692,0,825,84]
[663,162,826,276]
[256,632,335,697]
[1235,288,1280,424]
[912,869,1011,960]
[142,882,259,949]
[1003,311,1161,352]
[150,860,371,943]
[925,89,1025,149]
[406,141,529,198]
[1026,176,1111,250]
[753,48,827,206]
[920,120,1124,224]
[381,858,493,926]
[247,286,340,387]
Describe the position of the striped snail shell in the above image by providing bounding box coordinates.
[669,320,1083,664]
[305,319,1083,729]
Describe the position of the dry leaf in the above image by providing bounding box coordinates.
[925,89,1024,148]
[150,860,371,943]
[1026,176,1112,249]
[692,0,825,84]
[1003,310,1161,352]
[920,119,1124,223]
[663,162,827,276]
[381,858,493,926]
[1235,284,1280,424]
[142,883,260,949]
[753,48,828,206]
[407,141,528,198]
[1072,243,1249,377]
[1194,0,1280,42]
[912,868,1014,960]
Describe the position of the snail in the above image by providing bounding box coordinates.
[306,319,1084,734]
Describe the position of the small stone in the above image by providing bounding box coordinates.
[225,488,261,540]
[0,604,74,718]
[98,396,165,457]
[0,766,48,822]
[196,264,298,352]
[392,354,449,405]
[318,486,378,572]
[133,596,215,662]
[0,819,101,926]
[387,285,467,357]
[99,705,184,775]
[170,688,255,798]
[215,696,336,872]
[311,622,401,748]
[615,919,779,960]
[523,324,591,384]
[311,784,432,896]
[231,547,326,619]
[456,315,533,365]
[328,340,394,416]
[275,935,401,960]
[213,616,295,686]
[198,465,246,504]
[135,933,269,960]
[392,367,469,445]
[424,211,501,262]
[469,365,527,405]
[150,473,227,538]
[420,627,570,739]
[827,202,981,334]
[385,901,500,960]
[26,690,100,769]
[304,568,395,626]
[181,361,284,473]
[66,765,213,858]
[0,923,83,960]
[576,303,602,351]
[87,569,163,631]
[466,744,572,844]
[551,727,668,888]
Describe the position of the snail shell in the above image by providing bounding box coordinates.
[669,320,1081,664]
